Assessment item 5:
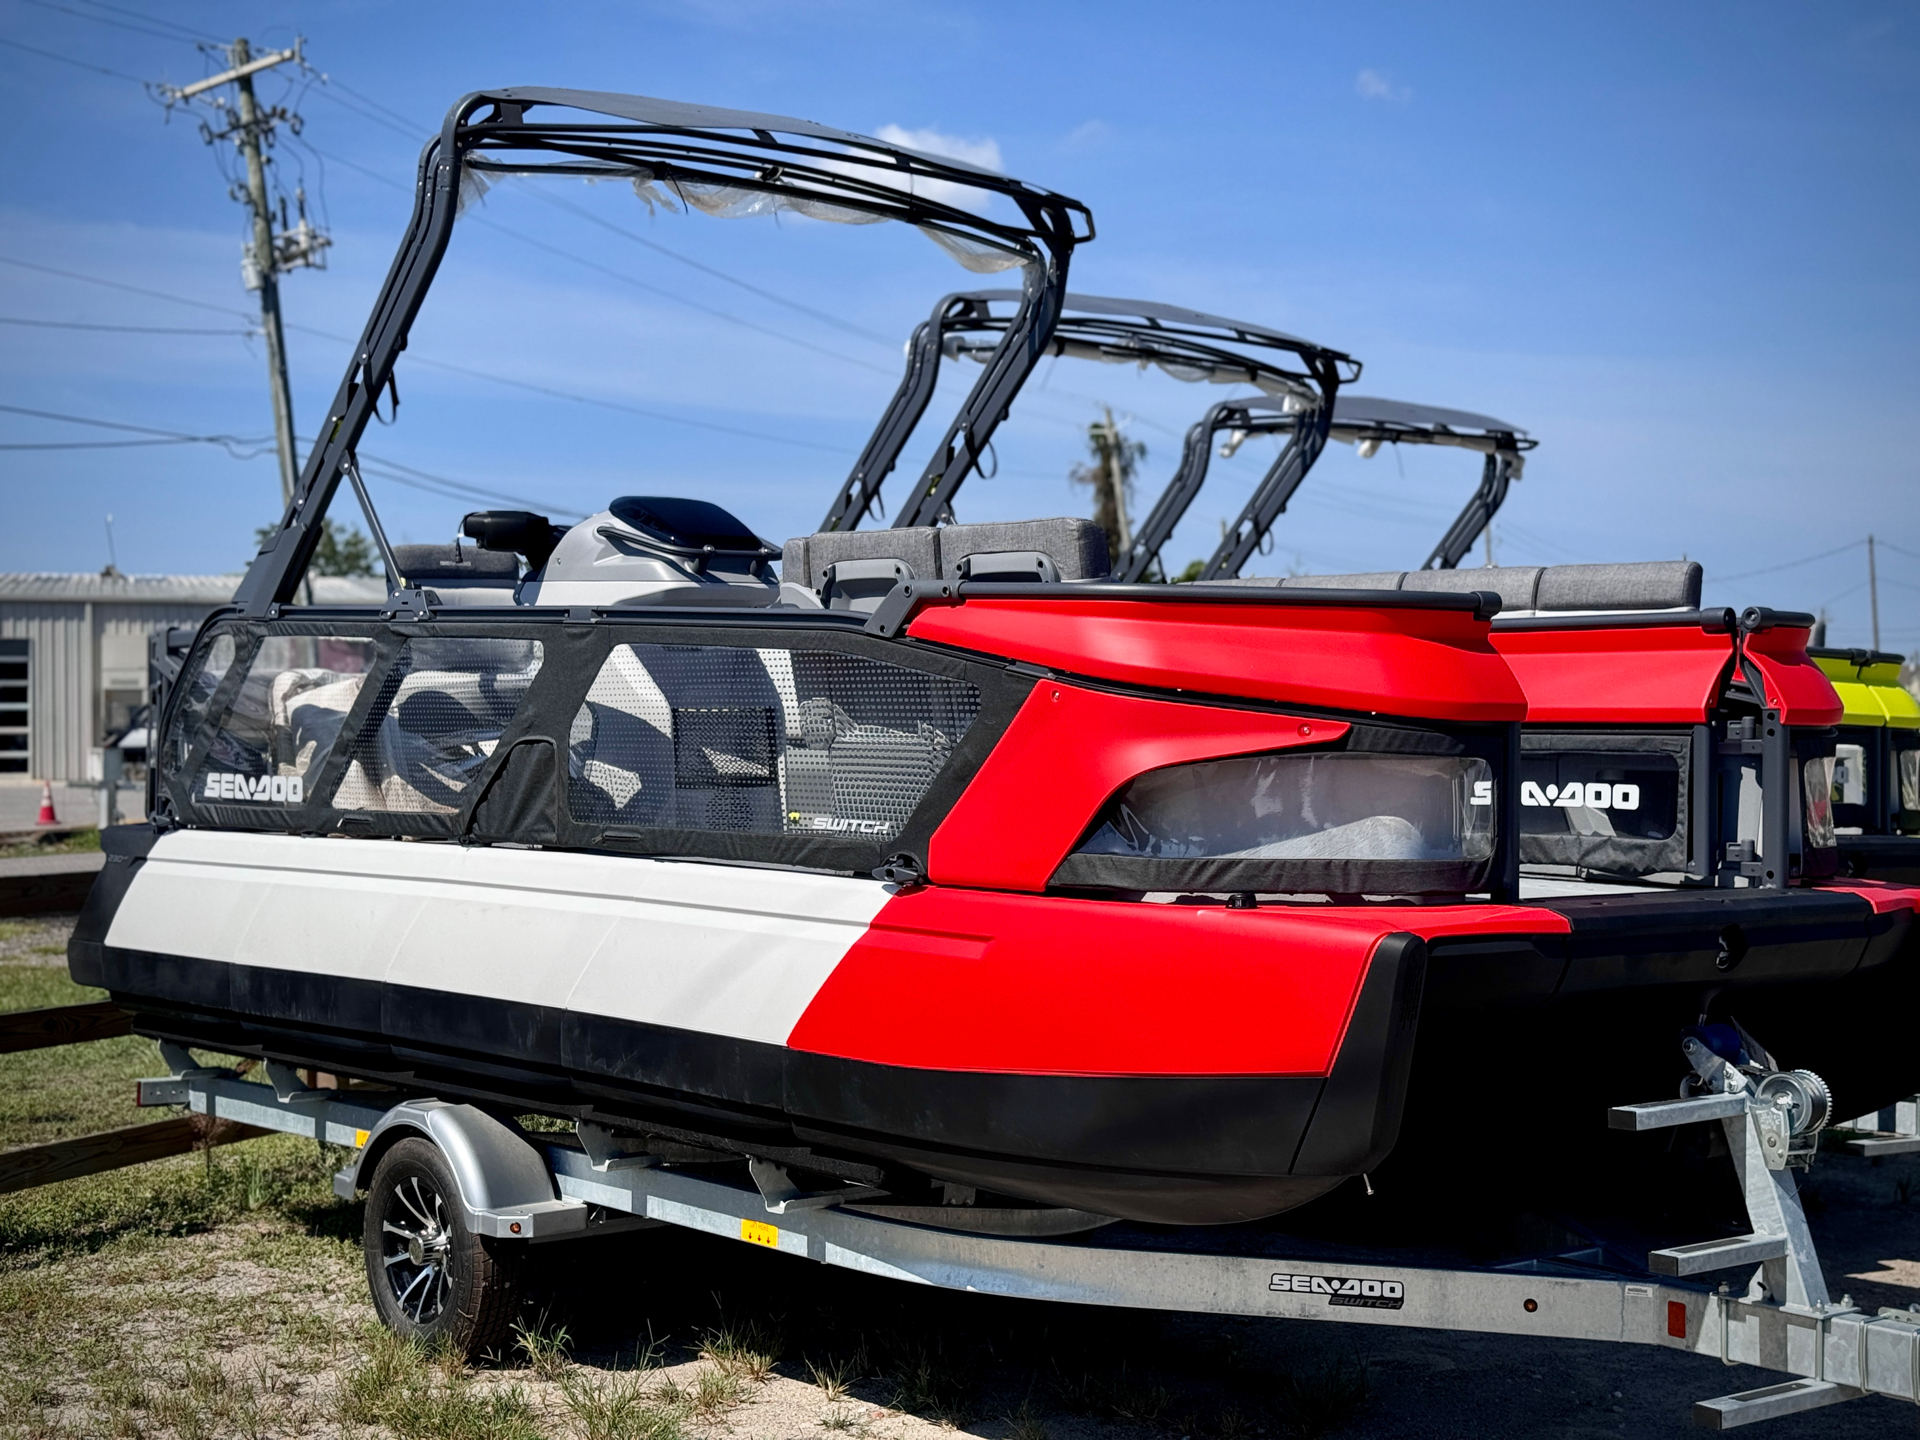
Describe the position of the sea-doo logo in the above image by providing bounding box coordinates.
[792,814,892,835]
[204,772,303,804]
[1521,781,1640,812]
[1269,1273,1406,1309]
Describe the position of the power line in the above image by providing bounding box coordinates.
[1,253,857,454]
[0,315,253,335]
[0,400,559,511]
[13,0,201,45]
[0,254,255,319]
[319,73,427,135]
[0,402,276,457]
[351,450,586,519]
[0,34,146,82]
[394,350,849,453]
[302,141,897,377]
[64,0,223,45]
[522,185,901,348]
[1709,539,1866,586]
[0,436,254,452]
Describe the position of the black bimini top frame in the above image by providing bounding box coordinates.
[819,291,1358,550]
[1208,396,1537,576]
[234,88,1093,617]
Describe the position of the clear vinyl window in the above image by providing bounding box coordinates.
[192,635,374,806]
[1897,739,1920,819]
[1077,751,1497,866]
[332,638,545,815]
[167,632,236,779]
[1832,742,1867,809]
[567,643,981,839]
[1800,753,1837,851]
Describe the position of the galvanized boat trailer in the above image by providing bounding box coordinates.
[137,1038,1919,1431]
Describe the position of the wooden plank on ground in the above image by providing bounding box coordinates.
[0,852,105,917]
[0,1116,271,1195]
[0,1001,133,1054]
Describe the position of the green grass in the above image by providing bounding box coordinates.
[0,953,161,1151]
[0,827,101,860]
[336,1325,543,1440]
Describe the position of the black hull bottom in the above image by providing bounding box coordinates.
[1838,835,1920,885]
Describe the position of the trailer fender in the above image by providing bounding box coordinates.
[335,1100,587,1240]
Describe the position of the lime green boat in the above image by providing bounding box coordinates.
[1810,647,1920,880]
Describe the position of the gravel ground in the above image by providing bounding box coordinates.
[3,912,1917,1438]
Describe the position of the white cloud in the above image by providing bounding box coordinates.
[874,124,1003,173]
[1061,119,1111,153]
[873,124,1004,214]
[1355,68,1412,104]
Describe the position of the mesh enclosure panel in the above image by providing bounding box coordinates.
[568,643,982,839]
[332,639,544,815]
[191,636,375,807]
[1518,730,1693,876]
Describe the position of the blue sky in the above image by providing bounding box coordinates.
[1,1,1916,647]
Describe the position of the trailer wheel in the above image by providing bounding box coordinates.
[362,1137,522,1356]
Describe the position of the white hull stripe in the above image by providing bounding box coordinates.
[105,831,891,1047]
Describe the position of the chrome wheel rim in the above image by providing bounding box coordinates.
[381,1173,453,1323]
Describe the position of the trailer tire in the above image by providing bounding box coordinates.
[362,1137,522,1357]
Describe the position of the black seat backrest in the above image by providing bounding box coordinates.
[391,543,519,587]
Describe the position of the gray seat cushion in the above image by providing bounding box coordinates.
[1535,561,1702,612]
[1403,565,1542,612]
[937,518,1109,582]
[781,528,942,593]
[782,519,1110,593]
[1278,571,1409,591]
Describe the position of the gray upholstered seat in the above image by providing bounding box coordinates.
[1278,571,1410,591]
[1266,560,1700,615]
[936,518,1109,582]
[1534,561,1702,612]
[1402,565,1543,612]
[781,519,1109,612]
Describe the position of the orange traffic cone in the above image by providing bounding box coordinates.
[35,780,57,826]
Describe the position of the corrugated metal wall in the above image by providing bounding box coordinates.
[0,602,217,780]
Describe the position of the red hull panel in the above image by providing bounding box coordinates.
[1741,624,1844,726]
[1491,624,1733,724]
[787,888,1571,1078]
[908,596,1526,723]
[928,682,1344,891]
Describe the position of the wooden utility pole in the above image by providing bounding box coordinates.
[231,39,298,506]
[1104,409,1134,557]
[1072,408,1141,563]
[158,39,329,508]
[1868,534,1881,650]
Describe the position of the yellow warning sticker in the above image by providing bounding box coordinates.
[353,1129,369,1149]
[740,1219,780,1248]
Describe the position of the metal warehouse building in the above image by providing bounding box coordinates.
[0,572,383,783]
